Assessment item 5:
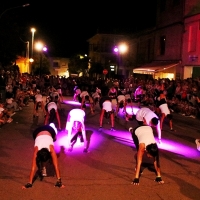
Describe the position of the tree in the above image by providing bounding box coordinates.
[88,62,104,77]
[68,55,89,76]
[31,53,51,76]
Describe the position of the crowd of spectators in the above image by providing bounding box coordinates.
[0,68,200,127]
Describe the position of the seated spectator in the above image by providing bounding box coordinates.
[6,96,21,112]
[0,103,13,124]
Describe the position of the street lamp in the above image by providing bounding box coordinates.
[25,41,29,73]
[113,43,128,76]
[35,42,47,78]
[30,28,36,75]
[0,4,30,19]
[31,28,36,59]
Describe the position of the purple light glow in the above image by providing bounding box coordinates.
[54,128,199,158]
[54,100,199,158]
[63,100,80,106]
[114,47,119,53]
[54,128,104,154]
[157,139,199,158]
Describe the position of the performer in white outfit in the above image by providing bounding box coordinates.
[33,90,45,117]
[158,91,174,131]
[99,96,115,131]
[65,108,88,152]
[136,107,161,143]
[129,124,164,186]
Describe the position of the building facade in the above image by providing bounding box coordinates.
[88,0,200,80]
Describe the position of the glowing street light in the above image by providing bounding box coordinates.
[113,43,128,76]
[31,28,36,59]
[35,42,47,77]
[114,43,128,54]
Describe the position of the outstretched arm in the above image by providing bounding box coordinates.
[156,121,162,140]
[132,143,145,185]
[22,146,38,189]
[153,159,164,184]
[50,145,65,188]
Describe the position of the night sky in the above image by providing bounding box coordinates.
[0,1,157,57]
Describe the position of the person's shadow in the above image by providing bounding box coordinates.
[85,130,93,150]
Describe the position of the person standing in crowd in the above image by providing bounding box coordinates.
[44,96,62,130]
[108,85,117,100]
[129,125,164,185]
[99,96,115,131]
[135,107,162,143]
[134,85,144,108]
[22,124,65,189]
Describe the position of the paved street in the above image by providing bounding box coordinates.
[0,96,200,200]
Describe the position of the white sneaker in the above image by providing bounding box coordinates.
[42,166,47,176]
[129,127,133,132]
[195,139,200,151]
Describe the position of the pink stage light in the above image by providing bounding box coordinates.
[55,100,198,158]
[63,100,80,106]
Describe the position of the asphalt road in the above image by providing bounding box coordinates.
[0,96,200,200]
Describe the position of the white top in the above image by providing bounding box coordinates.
[135,126,156,146]
[159,103,170,115]
[117,95,125,102]
[47,102,57,112]
[136,107,159,125]
[35,135,54,151]
[35,94,43,102]
[80,91,89,98]
[69,108,85,121]
[103,101,112,112]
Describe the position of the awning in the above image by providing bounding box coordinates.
[133,61,179,73]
